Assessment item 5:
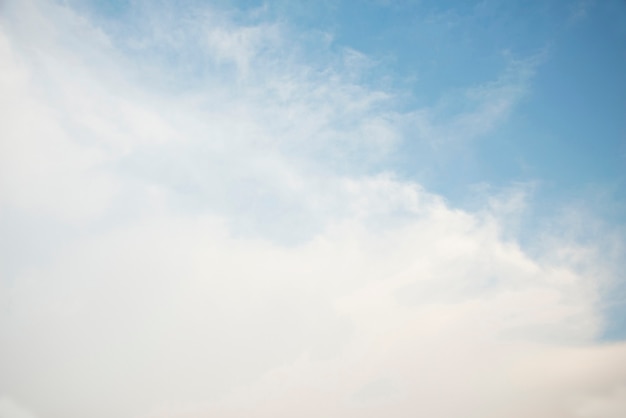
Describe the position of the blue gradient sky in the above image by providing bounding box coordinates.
[83,0,626,214]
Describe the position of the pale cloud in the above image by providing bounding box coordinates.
[0,397,37,418]
[408,53,544,149]
[0,1,624,418]
[0,29,117,222]
[3,183,623,418]
[205,23,280,78]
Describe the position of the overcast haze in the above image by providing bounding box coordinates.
[1,0,626,417]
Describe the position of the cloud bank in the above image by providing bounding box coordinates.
[1,1,625,417]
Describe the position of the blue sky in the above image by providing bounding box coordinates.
[1,1,626,417]
[82,0,626,212]
[301,0,626,203]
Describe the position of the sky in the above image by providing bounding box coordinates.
[1,0,626,417]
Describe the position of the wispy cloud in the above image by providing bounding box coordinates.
[408,52,544,149]
[0,1,624,418]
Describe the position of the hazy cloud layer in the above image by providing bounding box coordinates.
[1,1,624,417]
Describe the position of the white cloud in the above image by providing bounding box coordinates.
[0,1,624,418]
[0,29,117,222]
[0,397,36,418]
